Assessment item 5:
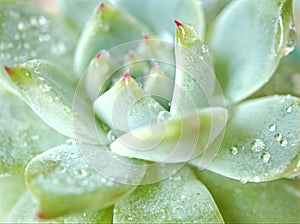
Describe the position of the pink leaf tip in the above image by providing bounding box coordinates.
[143,33,149,40]
[152,60,158,69]
[173,19,182,28]
[99,2,105,9]
[4,65,11,75]
[37,212,46,220]
[122,70,130,80]
[96,50,105,59]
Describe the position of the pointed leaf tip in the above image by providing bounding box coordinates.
[96,50,105,59]
[122,70,130,80]
[143,33,149,40]
[99,2,105,9]
[173,19,182,28]
[4,65,11,75]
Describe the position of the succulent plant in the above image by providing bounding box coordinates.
[0,0,300,223]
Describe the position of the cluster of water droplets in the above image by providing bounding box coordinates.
[0,6,71,67]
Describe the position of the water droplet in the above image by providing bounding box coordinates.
[284,26,297,56]
[280,139,288,147]
[52,42,66,56]
[65,139,76,145]
[127,217,133,222]
[180,194,186,199]
[54,96,61,101]
[39,83,51,92]
[251,139,266,152]
[31,135,40,141]
[274,133,283,142]
[107,130,118,142]
[202,45,209,53]
[157,111,172,123]
[253,176,261,183]
[268,124,276,132]
[38,34,51,42]
[261,152,271,163]
[230,146,238,155]
[285,105,293,113]
[30,17,38,26]
[48,96,54,103]
[78,169,88,177]
[137,82,143,88]
[17,22,24,30]
[83,212,87,217]
[38,16,47,26]
[240,178,248,184]
[101,177,107,183]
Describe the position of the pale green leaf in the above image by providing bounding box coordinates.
[0,174,26,221]
[113,166,224,223]
[112,0,205,41]
[5,191,113,223]
[204,95,300,182]
[0,90,66,175]
[74,2,150,75]
[110,107,227,163]
[25,144,137,218]
[6,59,77,138]
[171,21,217,114]
[210,0,295,102]
[0,0,77,92]
[55,0,103,32]
[251,57,300,98]
[94,72,165,132]
[198,170,300,223]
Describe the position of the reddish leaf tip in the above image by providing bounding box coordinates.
[143,33,149,40]
[122,70,130,80]
[37,212,46,220]
[4,65,11,75]
[152,60,158,69]
[173,19,182,28]
[99,2,105,9]
[96,50,105,59]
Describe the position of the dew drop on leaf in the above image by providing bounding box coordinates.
[280,139,288,147]
[157,111,172,123]
[230,146,238,155]
[285,105,293,113]
[253,176,261,183]
[261,152,271,163]
[274,133,283,142]
[268,124,276,132]
[283,26,297,56]
[251,139,266,152]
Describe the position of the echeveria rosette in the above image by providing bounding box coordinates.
[0,0,300,223]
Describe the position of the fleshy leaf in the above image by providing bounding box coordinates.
[25,144,137,218]
[202,0,232,41]
[84,50,115,101]
[171,21,216,114]
[113,166,224,223]
[112,0,205,41]
[198,170,300,223]
[55,0,104,32]
[210,0,295,102]
[0,0,77,93]
[202,95,300,182]
[74,2,150,75]
[0,90,66,175]
[110,107,227,163]
[5,191,113,223]
[6,60,77,138]
[143,62,174,109]
[251,57,300,98]
[0,174,26,221]
[94,71,166,132]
